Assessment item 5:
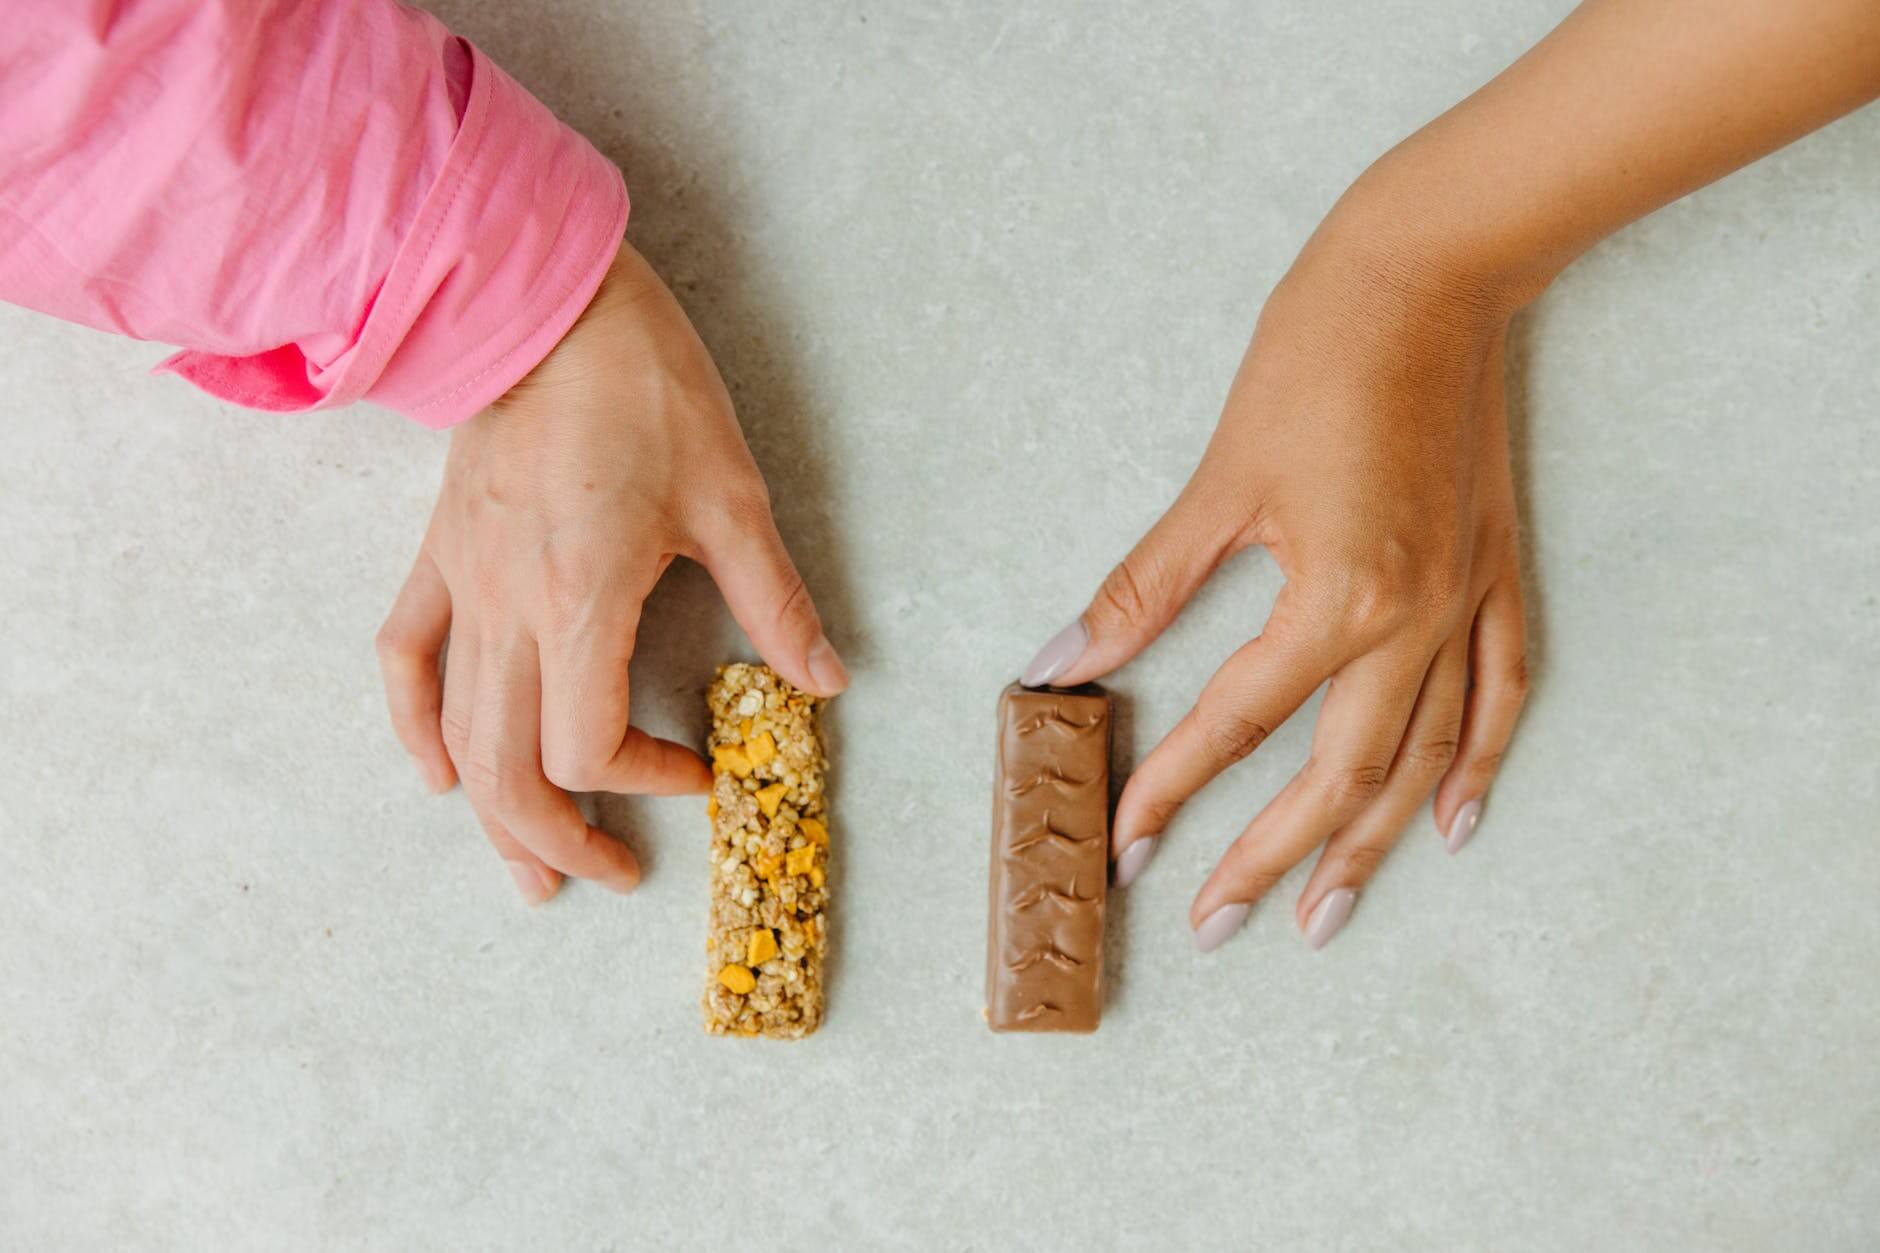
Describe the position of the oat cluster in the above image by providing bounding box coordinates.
[703,663,829,1038]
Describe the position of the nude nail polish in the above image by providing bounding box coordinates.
[1020,619,1089,688]
[1304,888,1356,950]
[1193,903,1252,953]
[1114,837,1158,888]
[1446,799,1483,855]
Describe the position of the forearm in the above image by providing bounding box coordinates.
[1329,0,1880,308]
[0,0,627,427]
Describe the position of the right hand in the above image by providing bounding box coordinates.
[375,242,847,906]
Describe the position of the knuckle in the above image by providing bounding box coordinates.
[373,619,428,668]
[1196,704,1273,767]
[1136,795,1185,836]
[373,621,407,662]
[1311,757,1391,806]
[1314,544,1465,641]
[490,766,534,813]
[541,753,595,794]
[462,748,529,811]
[771,569,814,633]
[1340,841,1391,881]
[458,750,503,800]
[543,818,602,863]
[1501,655,1533,703]
[612,731,657,778]
[1095,556,1156,629]
[439,709,473,759]
[1319,568,1404,638]
[713,481,775,538]
[1402,726,1462,775]
[1466,748,1507,780]
[1222,854,1285,901]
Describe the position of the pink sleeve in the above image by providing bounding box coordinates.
[0,0,628,429]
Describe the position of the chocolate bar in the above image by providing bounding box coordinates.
[986,681,1110,1032]
[702,663,830,1039]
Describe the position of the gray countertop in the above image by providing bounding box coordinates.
[3,2,1877,1248]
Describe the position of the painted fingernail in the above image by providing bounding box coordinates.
[1193,903,1252,953]
[506,860,554,907]
[1020,619,1089,688]
[1305,888,1357,950]
[806,633,850,695]
[1114,837,1158,888]
[1445,798,1483,855]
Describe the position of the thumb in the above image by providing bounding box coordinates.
[699,501,849,698]
[1023,479,1240,688]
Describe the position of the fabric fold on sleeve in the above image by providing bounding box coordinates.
[0,1,627,430]
[159,41,628,429]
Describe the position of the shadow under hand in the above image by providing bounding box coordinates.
[1503,310,1549,689]
[1102,686,1141,1016]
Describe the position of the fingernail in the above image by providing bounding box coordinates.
[806,633,850,695]
[506,860,554,907]
[421,761,453,795]
[1021,618,1089,688]
[1193,902,1252,953]
[1305,888,1357,950]
[1114,837,1158,888]
[1445,798,1483,855]
[603,855,643,895]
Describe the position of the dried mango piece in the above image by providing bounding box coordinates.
[755,782,788,818]
[786,846,816,877]
[798,817,828,846]
[746,729,778,767]
[711,744,753,778]
[717,964,756,995]
[747,929,779,966]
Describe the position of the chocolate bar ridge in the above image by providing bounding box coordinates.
[986,682,1110,1032]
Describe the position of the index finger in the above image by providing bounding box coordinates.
[1111,590,1342,871]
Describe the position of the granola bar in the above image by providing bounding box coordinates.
[703,663,829,1038]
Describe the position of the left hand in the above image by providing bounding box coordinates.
[1024,228,1530,952]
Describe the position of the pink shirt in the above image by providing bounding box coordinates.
[0,0,629,428]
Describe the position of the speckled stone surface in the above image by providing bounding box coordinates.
[3,3,1877,1249]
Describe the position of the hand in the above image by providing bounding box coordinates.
[375,242,848,905]
[1024,224,1528,951]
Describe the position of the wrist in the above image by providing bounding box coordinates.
[1267,194,1509,380]
[1311,145,1565,321]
